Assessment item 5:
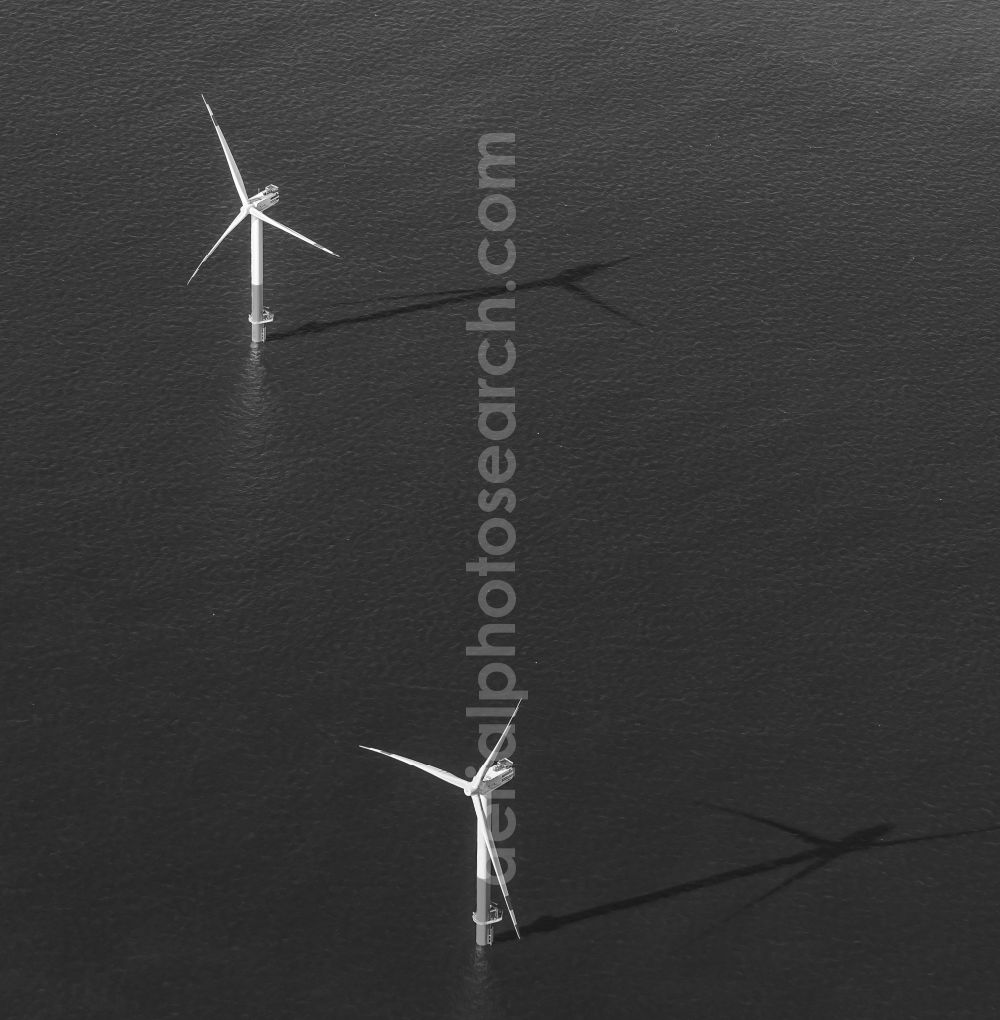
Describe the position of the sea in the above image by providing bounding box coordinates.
[5,1,1000,1017]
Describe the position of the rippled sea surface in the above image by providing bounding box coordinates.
[6,1,1000,1016]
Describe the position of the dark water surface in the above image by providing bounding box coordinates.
[5,1,1000,1017]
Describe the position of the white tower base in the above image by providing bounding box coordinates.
[474,790,493,946]
[249,215,273,342]
[472,903,504,946]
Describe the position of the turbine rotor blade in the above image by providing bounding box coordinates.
[187,209,248,284]
[697,857,832,941]
[250,208,340,257]
[877,823,1000,848]
[201,94,248,204]
[472,699,522,790]
[359,745,467,791]
[697,801,829,847]
[472,794,520,939]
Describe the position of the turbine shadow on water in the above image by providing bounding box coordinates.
[496,802,1000,942]
[264,256,641,340]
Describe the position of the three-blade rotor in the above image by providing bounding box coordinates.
[187,95,340,284]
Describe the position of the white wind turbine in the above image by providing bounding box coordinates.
[187,95,338,342]
[361,700,523,945]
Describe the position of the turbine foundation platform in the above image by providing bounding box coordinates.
[249,307,274,342]
[472,903,503,945]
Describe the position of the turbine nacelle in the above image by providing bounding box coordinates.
[478,757,515,792]
[247,184,279,212]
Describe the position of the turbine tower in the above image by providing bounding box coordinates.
[188,95,338,342]
[361,701,522,946]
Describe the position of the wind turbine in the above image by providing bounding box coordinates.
[361,700,523,946]
[187,95,338,342]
